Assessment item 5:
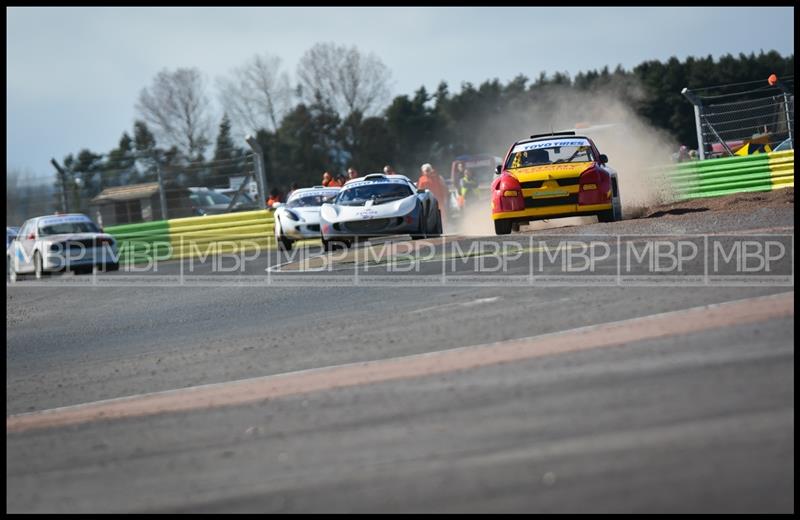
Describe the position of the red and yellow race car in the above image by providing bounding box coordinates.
[490,131,622,235]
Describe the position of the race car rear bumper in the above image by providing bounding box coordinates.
[491,203,612,221]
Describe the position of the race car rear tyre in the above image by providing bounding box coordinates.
[494,219,513,235]
[411,212,428,240]
[433,209,443,237]
[597,179,623,223]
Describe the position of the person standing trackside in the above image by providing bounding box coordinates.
[321,171,342,188]
[417,163,448,222]
[383,165,396,175]
[347,167,359,180]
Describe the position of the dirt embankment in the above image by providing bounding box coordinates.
[635,188,794,220]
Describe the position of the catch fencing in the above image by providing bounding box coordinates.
[682,76,794,160]
[8,148,265,230]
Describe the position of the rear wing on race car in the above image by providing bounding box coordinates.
[529,131,576,139]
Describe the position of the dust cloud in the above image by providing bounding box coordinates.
[448,80,679,235]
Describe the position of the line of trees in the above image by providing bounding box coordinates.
[47,47,793,210]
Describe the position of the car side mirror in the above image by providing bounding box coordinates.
[495,165,502,175]
[599,154,608,164]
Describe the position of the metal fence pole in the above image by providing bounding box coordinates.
[245,135,268,210]
[153,155,169,220]
[50,158,69,213]
[681,88,706,160]
[782,92,793,147]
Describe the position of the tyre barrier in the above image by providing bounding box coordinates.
[668,150,794,200]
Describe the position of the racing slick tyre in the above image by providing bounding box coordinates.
[34,251,49,280]
[597,178,623,223]
[411,209,428,240]
[275,218,294,251]
[322,238,347,252]
[278,235,294,251]
[494,219,513,235]
[431,209,443,237]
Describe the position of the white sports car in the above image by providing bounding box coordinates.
[273,186,340,250]
[319,173,443,251]
[7,213,119,281]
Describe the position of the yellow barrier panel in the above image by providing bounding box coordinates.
[168,209,276,260]
[768,150,794,189]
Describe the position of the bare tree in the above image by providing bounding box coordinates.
[218,53,292,134]
[296,42,392,118]
[136,68,213,158]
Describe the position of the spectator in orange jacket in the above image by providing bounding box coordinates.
[266,188,282,208]
[321,171,342,187]
[417,163,448,222]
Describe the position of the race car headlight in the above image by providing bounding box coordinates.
[284,209,300,221]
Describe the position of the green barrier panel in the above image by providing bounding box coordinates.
[105,219,171,266]
[666,150,793,200]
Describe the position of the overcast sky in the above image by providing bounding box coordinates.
[6,6,794,182]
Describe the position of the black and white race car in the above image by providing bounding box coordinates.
[273,186,340,251]
[318,173,443,251]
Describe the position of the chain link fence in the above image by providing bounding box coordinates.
[682,76,794,160]
[8,149,265,230]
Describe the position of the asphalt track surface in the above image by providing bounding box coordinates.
[6,204,794,513]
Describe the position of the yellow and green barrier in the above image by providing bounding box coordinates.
[168,210,276,261]
[105,220,171,265]
[668,150,794,200]
[106,209,321,265]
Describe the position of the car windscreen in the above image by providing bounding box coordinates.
[286,195,335,208]
[38,221,100,236]
[505,141,595,169]
[191,191,232,206]
[335,182,413,206]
